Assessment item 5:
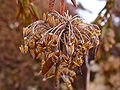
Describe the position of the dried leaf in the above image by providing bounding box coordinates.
[29,49,36,58]
[69,44,74,56]
[36,52,41,59]
[29,39,35,48]
[43,13,47,21]
[24,45,29,53]
[19,45,25,53]
[41,58,54,75]
[73,57,83,67]
[23,27,31,37]
[54,62,61,87]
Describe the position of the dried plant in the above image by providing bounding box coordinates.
[93,0,116,60]
[20,10,100,89]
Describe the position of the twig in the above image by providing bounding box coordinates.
[85,51,90,90]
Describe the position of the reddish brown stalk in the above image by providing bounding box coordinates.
[49,0,55,12]
[49,0,76,15]
[60,0,65,15]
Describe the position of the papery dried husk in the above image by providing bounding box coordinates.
[20,11,100,88]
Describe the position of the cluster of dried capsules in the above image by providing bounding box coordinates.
[20,11,100,88]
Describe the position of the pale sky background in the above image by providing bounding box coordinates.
[67,0,106,23]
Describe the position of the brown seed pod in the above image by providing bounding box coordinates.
[20,11,100,88]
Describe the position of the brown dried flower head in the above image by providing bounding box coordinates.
[20,11,100,88]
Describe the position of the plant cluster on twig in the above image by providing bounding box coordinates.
[20,10,100,89]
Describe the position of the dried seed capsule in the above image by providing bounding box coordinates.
[20,11,100,87]
[29,39,35,48]
[24,45,28,53]
[69,70,76,77]
[19,45,25,53]
[19,45,28,54]
[36,52,42,59]
[23,27,31,37]
[43,13,47,21]
[29,49,36,58]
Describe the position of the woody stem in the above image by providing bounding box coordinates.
[49,0,55,12]
[60,0,65,15]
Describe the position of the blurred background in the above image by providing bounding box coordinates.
[0,0,120,90]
